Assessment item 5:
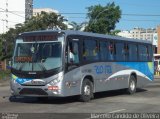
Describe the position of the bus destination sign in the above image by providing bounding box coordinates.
[23,35,57,42]
[15,56,32,62]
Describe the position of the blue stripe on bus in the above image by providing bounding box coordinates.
[16,78,33,84]
[117,62,154,80]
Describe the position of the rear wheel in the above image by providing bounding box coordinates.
[79,79,94,102]
[127,75,137,94]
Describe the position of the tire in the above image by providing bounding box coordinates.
[127,75,137,94]
[79,79,94,102]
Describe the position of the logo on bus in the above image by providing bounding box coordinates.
[31,79,45,85]
[94,65,112,74]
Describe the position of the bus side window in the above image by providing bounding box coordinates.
[83,38,99,61]
[115,42,124,61]
[148,45,153,61]
[129,44,138,61]
[138,45,148,61]
[108,42,116,60]
[100,41,108,61]
[124,43,129,61]
[67,40,79,64]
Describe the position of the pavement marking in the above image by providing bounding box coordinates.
[109,109,126,113]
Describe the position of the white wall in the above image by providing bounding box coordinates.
[0,0,25,34]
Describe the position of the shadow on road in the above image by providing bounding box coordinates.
[8,88,147,104]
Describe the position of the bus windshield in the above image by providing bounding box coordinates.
[12,41,62,71]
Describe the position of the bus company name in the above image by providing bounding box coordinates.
[94,65,112,74]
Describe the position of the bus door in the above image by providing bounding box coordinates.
[64,36,82,94]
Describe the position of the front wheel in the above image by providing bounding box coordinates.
[127,75,137,94]
[79,79,94,102]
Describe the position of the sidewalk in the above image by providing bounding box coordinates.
[154,75,160,79]
[0,77,10,87]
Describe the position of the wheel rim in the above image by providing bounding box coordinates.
[130,80,135,91]
[84,85,91,96]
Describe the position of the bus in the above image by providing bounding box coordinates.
[10,30,154,102]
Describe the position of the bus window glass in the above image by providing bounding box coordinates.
[129,44,138,61]
[100,41,108,61]
[13,42,62,71]
[138,45,148,61]
[68,41,79,64]
[148,45,153,61]
[116,43,125,61]
[124,44,129,61]
[83,39,99,61]
[108,42,116,61]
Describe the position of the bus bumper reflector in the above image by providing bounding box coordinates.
[48,86,59,90]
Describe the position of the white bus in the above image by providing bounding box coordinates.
[10,30,154,102]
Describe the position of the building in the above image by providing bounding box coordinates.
[0,60,6,71]
[157,26,160,54]
[33,8,74,30]
[0,0,33,34]
[118,27,157,42]
[130,27,157,41]
[33,8,59,16]
[25,0,33,20]
[117,30,132,38]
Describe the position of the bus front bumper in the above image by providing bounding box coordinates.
[10,80,64,97]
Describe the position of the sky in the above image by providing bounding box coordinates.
[34,0,160,30]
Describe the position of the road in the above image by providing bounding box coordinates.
[0,78,160,114]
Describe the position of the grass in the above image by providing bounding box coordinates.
[0,70,10,82]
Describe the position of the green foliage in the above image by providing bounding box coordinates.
[69,21,81,30]
[69,21,88,31]
[0,12,67,60]
[0,70,10,80]
[85,2,121,34]
[109,29,121,36]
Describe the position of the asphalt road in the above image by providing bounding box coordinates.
[0,78,160,115]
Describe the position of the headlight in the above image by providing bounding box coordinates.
[50,78,60,85]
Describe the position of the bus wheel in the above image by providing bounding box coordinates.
[80,79,93,102]
[127,75,137,94]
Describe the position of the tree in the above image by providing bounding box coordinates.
[85,2,121,34]
[69,21,89,31]
[110,29,121,36]
[0,11,67,60]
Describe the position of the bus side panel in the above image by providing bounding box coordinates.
[92,62,129,92]
[62,67,82,97]
[117,62,154,88]
[62,61,153,96]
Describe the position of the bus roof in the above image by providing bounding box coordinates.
[20,30,152,44]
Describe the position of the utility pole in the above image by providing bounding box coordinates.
[5,0,8,32]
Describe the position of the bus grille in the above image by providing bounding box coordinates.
[19,88,48,95]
